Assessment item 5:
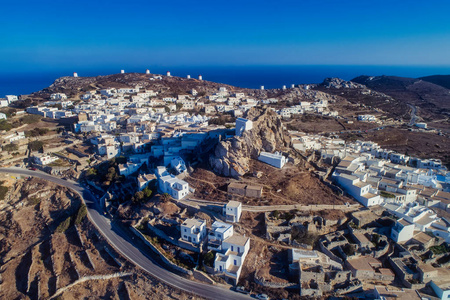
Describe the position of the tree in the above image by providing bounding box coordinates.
[105,167,117,182]
[203,251,215,267]
[133,191,145,203]
[176,103,183,110]
[143,187,152,198]
[74,204,87,225]
[28,140,44,151]
[0,181,9,201]
[0,120,12,131]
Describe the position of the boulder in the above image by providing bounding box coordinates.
[209,107,291,178]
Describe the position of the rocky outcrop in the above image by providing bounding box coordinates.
[320,77,366,89]
[209,108,291,178]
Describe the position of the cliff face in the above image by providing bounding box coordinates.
[209,108,291,178]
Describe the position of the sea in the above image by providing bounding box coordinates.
[1,65,450,97]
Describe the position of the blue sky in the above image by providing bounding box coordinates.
[1,0,450,73]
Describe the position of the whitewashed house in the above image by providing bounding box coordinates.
[207,221,234,251]
[170,156,187,174]
[0,99,9,107]
[50,93,67,100]
[258,151,286,168]
[32,154,59,165]
[180,218,207,245]
[137,173,156,191]
[235,118,253,137]
[5,95,18,103]
[223,201,242,223]
[4,131,25,143]
[159,175,189,200]
[391,218,415,243]
[214,234,251,284]
[333,173,382,207]
[118,162,142,177]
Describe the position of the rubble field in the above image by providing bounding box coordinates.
[186,160,354,206]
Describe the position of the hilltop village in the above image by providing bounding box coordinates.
[0,71,449,300]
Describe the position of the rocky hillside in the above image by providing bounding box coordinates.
[319,77,365,89]
[0,175,195,299]
[420,75,450,90]
[352,75,450,121]
[312,77,407,119]
[209,107,291,178]
[33,72,252,100]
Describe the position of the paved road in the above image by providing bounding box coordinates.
[407,104,418,126]
[0,168,250,300]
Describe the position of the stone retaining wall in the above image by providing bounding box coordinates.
[130,227,193,276]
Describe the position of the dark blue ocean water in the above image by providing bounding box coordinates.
[1,65,450,97]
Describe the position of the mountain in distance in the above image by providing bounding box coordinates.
[351,75,450,121]
[419,74,450,90]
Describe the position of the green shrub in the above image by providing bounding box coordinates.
[3,144,18,152]
[0,120,13,131]
[28,140,44,151]
[203,251,215,267]
[380,191,395,198]
[56,216,72,233]
[0,181,9,201]
[74,204,87,225]
[27,196,41,206]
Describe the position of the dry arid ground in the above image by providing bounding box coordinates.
[340,126,450,168]
[185,160,354,206]
[0,175,202,300]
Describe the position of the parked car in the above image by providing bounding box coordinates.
[29,167,37,171]
[256,294,269,300]
[234,286,249,295]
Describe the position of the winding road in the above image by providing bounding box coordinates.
[407,104,418,126]
[0,168,250,300]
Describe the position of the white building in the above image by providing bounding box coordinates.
[357,115,376,122]
[430,279,450,300]
[4,131,25,143]
[137,173,156,191]
[214,234,251,284]
[208,221,234,251]
[390,218,415,243]
[235,118,253,137]
[0,113,6,120]
[50,93,68,100]
[33,154,59,165]
[180,218,207,245]
[223,201,242,223]
[333,173,382,207]
[6,95,18,103]
[258,151,287,168]
[170,156,187,174]
[159,175,189,200]
[118,162,142,176]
